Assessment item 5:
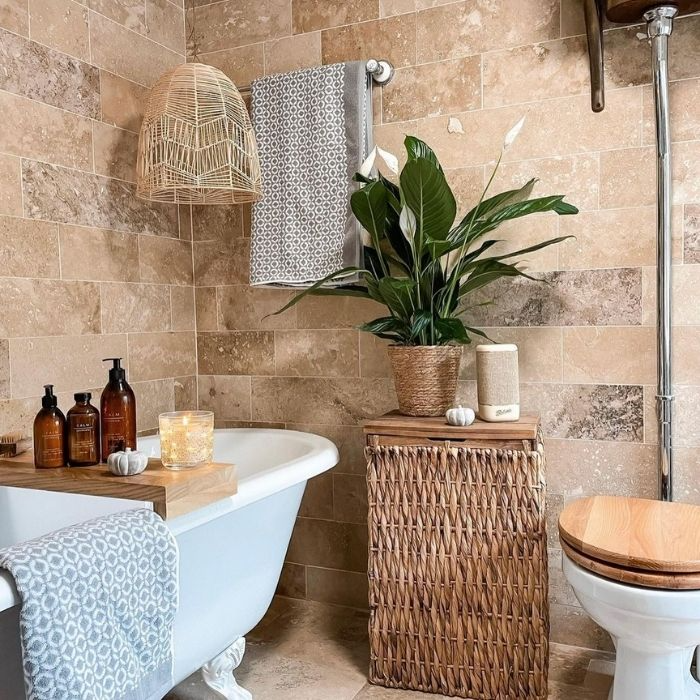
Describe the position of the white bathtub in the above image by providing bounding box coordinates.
[0,428,338,699]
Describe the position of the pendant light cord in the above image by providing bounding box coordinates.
[187,0,200,62]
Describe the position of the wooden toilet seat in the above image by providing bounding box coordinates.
[558,496,700,590]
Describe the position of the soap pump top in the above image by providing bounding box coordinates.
[41,384,58,409]
[105,357,126,382]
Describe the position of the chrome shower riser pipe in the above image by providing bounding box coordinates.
[645,5,676,502]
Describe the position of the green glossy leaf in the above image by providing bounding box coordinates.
[459,260,536,297]
[359,316,410,342]
[404,136,443,172]
[377,277,415,319]
[434,318,470,344]
[350,182,388,271]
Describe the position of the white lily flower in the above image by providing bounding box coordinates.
[399,206,416,242]
[359,145,399,178]
[503,115,526,151]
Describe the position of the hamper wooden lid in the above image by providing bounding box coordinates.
[363,412,540,440]
[559,496,700,574]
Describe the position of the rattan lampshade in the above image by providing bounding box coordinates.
[136,62,262,204]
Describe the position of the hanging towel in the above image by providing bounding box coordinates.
[0,509,178,700]
[250,61,372,286]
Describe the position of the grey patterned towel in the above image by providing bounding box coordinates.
[0,509,178,700]
[250,61,372,286]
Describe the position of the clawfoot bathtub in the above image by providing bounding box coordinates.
[0,429,338,699]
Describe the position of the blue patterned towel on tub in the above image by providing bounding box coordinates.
[0,509,178,700]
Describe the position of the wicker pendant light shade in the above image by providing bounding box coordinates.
[136,62,262,204]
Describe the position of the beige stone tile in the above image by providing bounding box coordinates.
[0,154,22,217]
[0,340,8,399]
[560,0,585,37]
[275,330,359,377]
[643,78,700,145]
[218,286,295,330]
[562,326,655,385]
[296,296,384,329]
[359,334,391,378]
[307,566,368,609]
[416,0,559,62]
[545,438,657,499]
[321,13,416,69]
[547,492,565,547]
[490,154,599,212]
[133,377,175,432]
[673,141,700,204]
[10,334,127,398]
[445,166,485,217]
[672,385,700,448]
[287,423,366,474]
[383,56,480,122]
[380,0,414,16]
[23,161,179,237]
[0,397,37,436]
[193,238,249,286]
[88,0,146,33]
[89,10,182,86]
[333,473,367,524]
[549,548,579,607]
[252,376,396,424]
[410,89,642,170]
[59,225,139,282]
[0,90,92,170]
[194,287,217,331]
[0,0,28,35]
[461,327,563,383]
[672,265,700,325]
[0,278,100,337]
[0,217,59,278]
[549,642,615,689]
[675,447,700,504]
[191,203,244,242]
[99,70,148,133]
[675,326,700,385]
[685,204,700,262]
[264,32,321,75]
[92,122,137,182]
[0,26,99,118]
[174,374,196,411]
[197,331,275,375]
[138,235,193,285]
[100,281,171,333]
[667,14,700,83]
[171,286,195,331]
[550,602,614,652]
[292,0,378,34]
[288,517,368,572]
[144,0,185,54]
[196,374,251,420]
[190,0,291,54]
[484,36,589,109]
[29,0,89,60]
[300,472,334,519]
[128,331,195,381]
[199,43,264,86]
[276,562,306,598]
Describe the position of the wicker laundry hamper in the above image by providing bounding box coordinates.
[364,414,549,700]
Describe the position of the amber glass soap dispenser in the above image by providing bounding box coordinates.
[100,358,137,457]
[67,392,100,466]
[33,385,66,468]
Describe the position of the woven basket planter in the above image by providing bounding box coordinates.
[387,345,462,417]
[365,421,548,699]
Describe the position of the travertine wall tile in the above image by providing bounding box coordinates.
[0,27,100,117]
[28,0,90,61]
[560,0,585,37]
[138,235,193,285]
[88,0,146,33]
[0,154,22,217]
[92,122,138,182]
[643,78,700,145]
[191,204,244,242]
[145,0,185,53]
[99,70,148,132]
[200,44,265,86]
[332,473,368,524]
[193,238,250,286]
[197,374,252,420]
[275,330,359,377]
[0,340,9,399]
[133,378,176,432]
[265,32,321,75]
[292,0,378,34]
[171,286,196,331]
[101,282,171,333]
[195,287,218,331]
[128,331,196,381]
[299,473,334,519]
[59,225,140,282]
[0,0,28,35]
[306,567,369,609]
[0,217,60,278]
[10,334,127,398]
[380,0,414,16]
[197,331,275,375]
[218,286,295,330]
[287,517,368,572]
[416,0,559,62]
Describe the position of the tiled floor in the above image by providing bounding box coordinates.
[167,596,614,700]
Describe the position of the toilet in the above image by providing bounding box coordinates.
[559,495,700,700]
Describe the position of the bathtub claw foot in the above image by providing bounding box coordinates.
[201,637,252,700]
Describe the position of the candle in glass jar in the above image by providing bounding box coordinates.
[158,411,214,470]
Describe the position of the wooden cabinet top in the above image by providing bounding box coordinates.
[0,450,237,520]
[363,412,540,441]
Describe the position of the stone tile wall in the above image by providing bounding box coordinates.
[0,1,197,438]
[189,0,700,650]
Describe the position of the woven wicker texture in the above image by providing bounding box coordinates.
[387,346,462,417]
[366,436,549,699]
[137,62,262,204]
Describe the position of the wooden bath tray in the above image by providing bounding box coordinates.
[0,451,237,520]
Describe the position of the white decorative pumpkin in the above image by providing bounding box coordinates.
[445,405,475,427]
[107,447,148,476]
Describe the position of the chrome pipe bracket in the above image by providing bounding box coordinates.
[366,59,395,86]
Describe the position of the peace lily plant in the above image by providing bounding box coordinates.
[274,118,579,416]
